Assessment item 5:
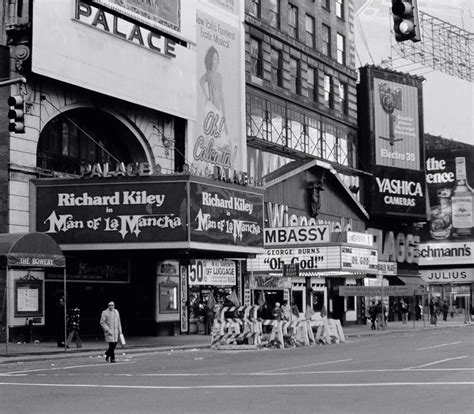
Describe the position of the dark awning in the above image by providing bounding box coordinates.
[0,232,65,268]
[396,276,424,287]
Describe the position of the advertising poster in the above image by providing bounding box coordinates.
[35,181,188,244]
[193,2,244,174]
[373,77,421,170]
[419,148,474,266]
[189,182,264,247]
[370,166,426,218]
[32,0,195,120]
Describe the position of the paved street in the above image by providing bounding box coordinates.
[1,327,472,414]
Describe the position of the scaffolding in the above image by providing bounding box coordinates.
[390,11,473,82]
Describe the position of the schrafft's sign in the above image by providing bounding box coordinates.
[339,286,414,297]
[188,260,236,286]
[264,225,330,246]
[247,246,378,274]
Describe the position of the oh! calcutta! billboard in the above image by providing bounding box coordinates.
[358,66,425,219]
[33,175,264,253]
[191,0,246,174]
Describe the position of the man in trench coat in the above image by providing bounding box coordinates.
[100,301,122,363]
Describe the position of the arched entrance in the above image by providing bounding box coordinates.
[37,108,148,175]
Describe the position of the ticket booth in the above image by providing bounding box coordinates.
[0,232,65,355]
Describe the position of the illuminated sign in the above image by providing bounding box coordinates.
[346,231,373,246]
[367,227,420,264]
[377,261,397,276]
[76,2,177,58]
[420,268,474,284]
[188,260,236,286]
[266,202,353,232]
[264,225,330,246]
[341,247,378,272]
[371,168,425,217]
[373,77,420,170]
[418,241,473,266]
[247,246,378,274]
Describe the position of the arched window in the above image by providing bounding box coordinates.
[37,108,146,175]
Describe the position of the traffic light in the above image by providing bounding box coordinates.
[391,0,421,43]
[7,95,25,133]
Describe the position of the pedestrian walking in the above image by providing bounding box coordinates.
[100,301,122,363]
[429,299,437,326]
[66,307,82,348]
[368,301,377,330]
[442,301,449,321]
[56,296,66,347]
[400,299,409,324]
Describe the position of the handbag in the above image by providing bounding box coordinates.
[119,333,126,347]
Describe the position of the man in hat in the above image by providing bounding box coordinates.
[100,301,122,363]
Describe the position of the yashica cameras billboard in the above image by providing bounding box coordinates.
[358,66,425,219]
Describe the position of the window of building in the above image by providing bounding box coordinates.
[271,48,283,87]
[336,33,346,64]
[37,109,145,176]
[289,57,301,95]
[268,0,280,29]
[305,14,315,48]
[324,74,334,108]
[307,67,318,102]
[249,0,261,18]
[288,4,298,39]
[322,0,330,11]
[336,0,344,19]
[250,36,263,78]
[322,24,331,57]
[339,82,348,115]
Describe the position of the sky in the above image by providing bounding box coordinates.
[354,0,473,145]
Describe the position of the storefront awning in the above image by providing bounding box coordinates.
[396,276,424,287]
[0,232,66,268]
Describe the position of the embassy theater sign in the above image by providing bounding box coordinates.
[33,173,264,254]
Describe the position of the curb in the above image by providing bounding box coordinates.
[0,343,211,364]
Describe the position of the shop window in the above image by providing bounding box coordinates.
[159,284,178,313]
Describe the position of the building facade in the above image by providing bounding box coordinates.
[1,0,265,339]
[243,1,378,324]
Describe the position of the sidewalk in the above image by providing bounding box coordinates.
[0,314,470,364]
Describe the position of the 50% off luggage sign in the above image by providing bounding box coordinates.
[188,259,236,286]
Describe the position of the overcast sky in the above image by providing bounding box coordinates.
[354,0,473,145]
